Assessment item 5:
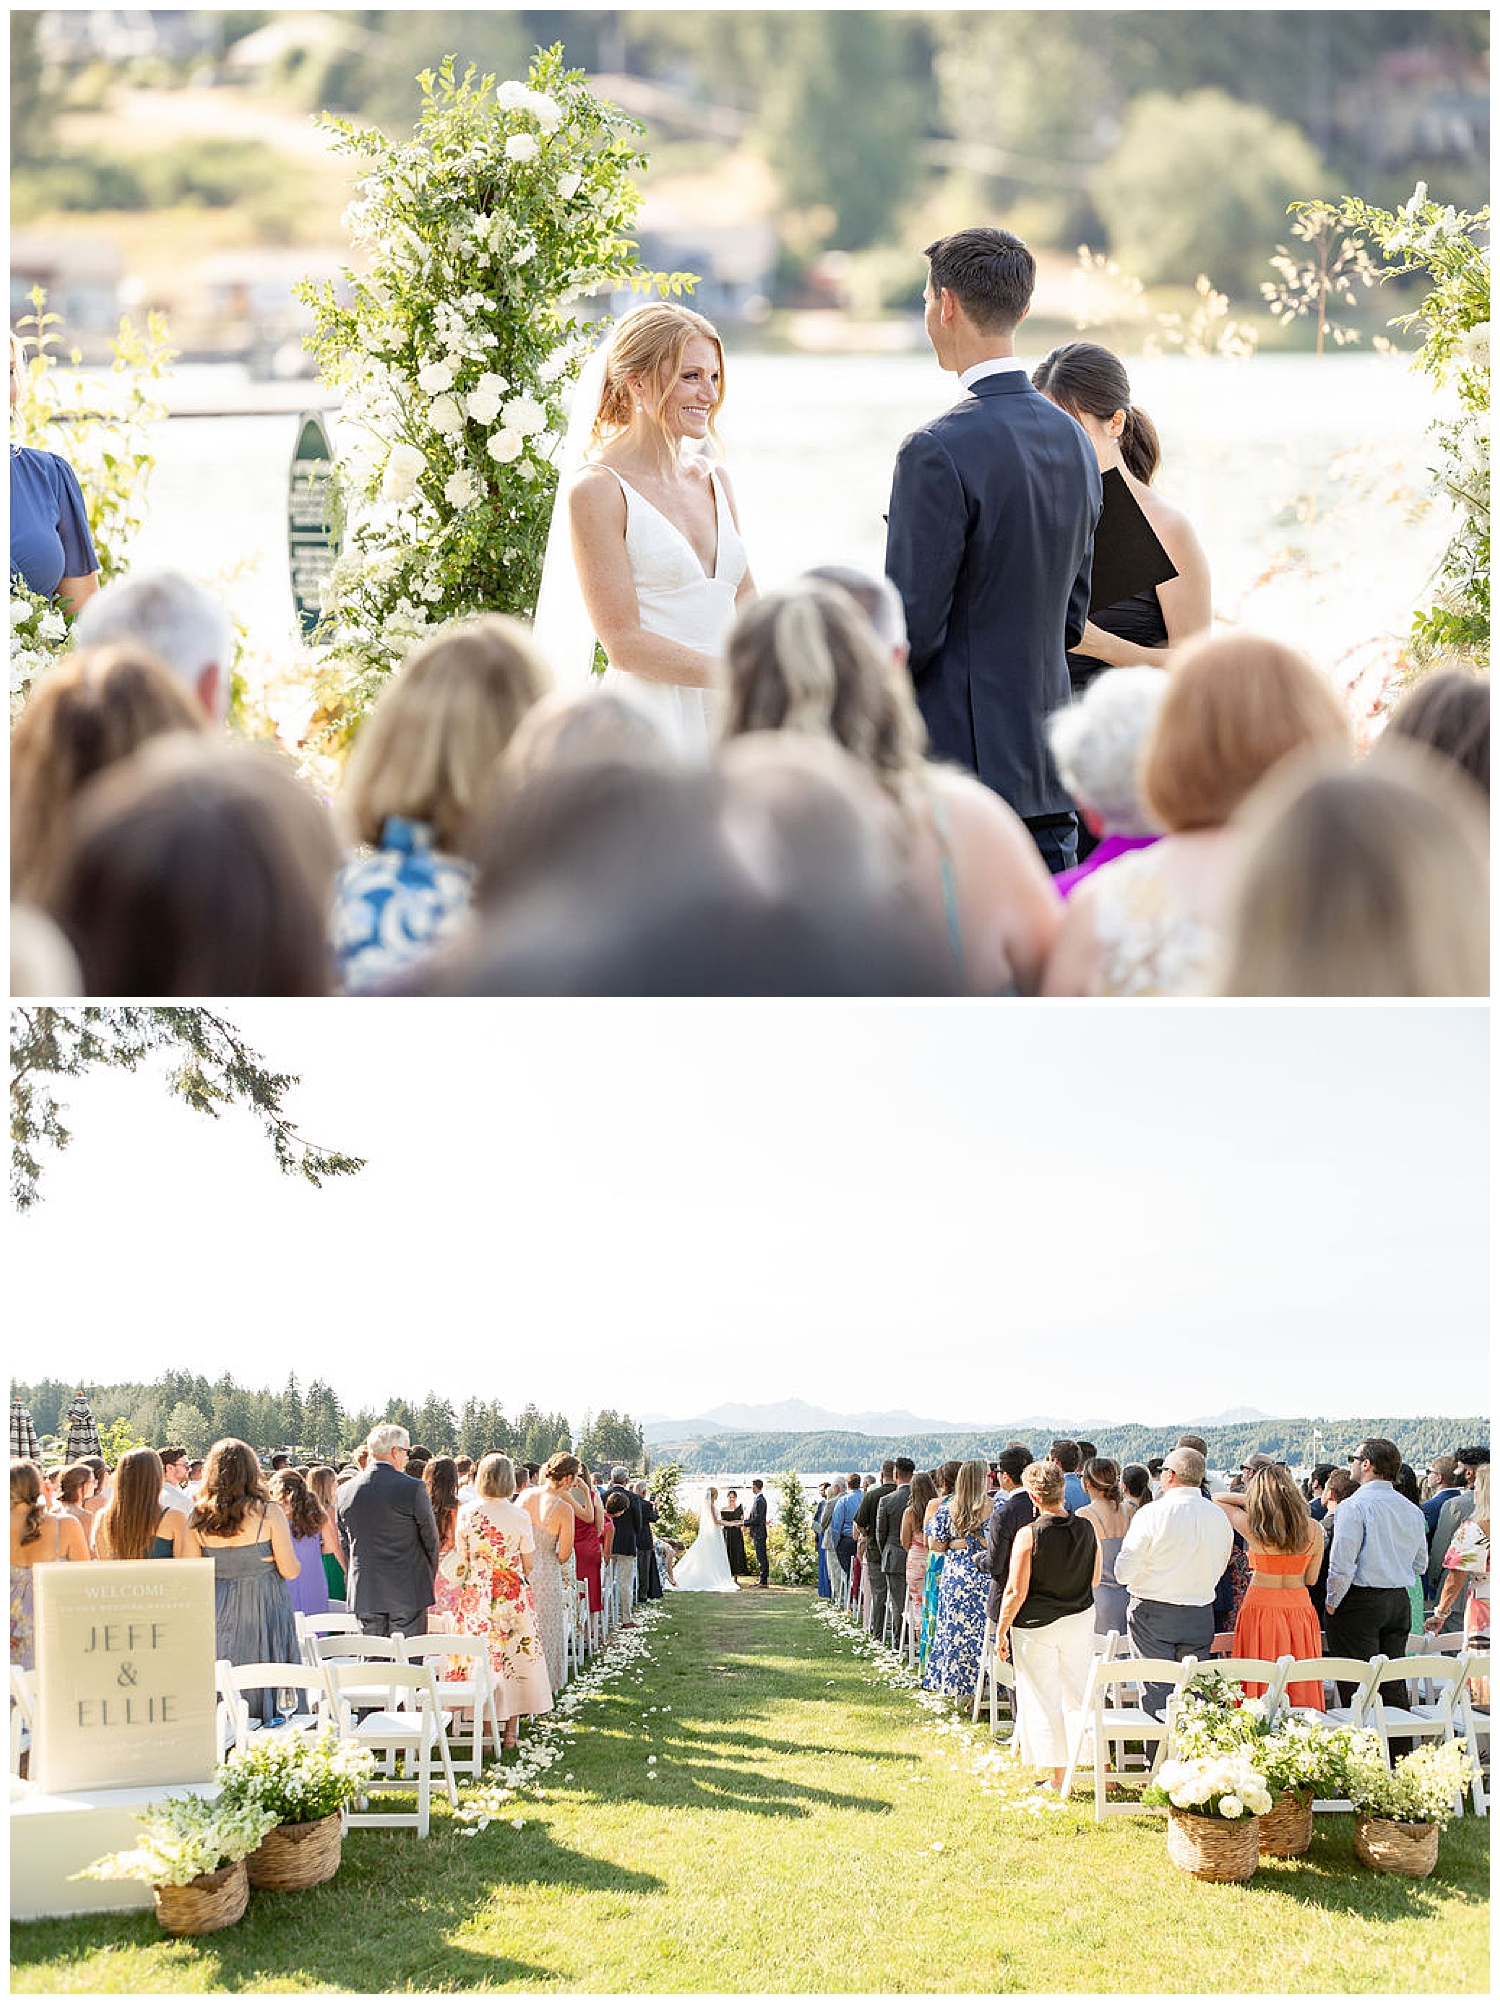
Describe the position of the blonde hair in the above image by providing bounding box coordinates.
[589,303,724,454]
[1244,1464,1313,1557]
[476,1453,516,1500]
[1022,1460,1067,1509]
[1220,745,1489,997]
[950,1459,990,1538]
[723,584,927,818]
[341,617,550,854]
[1142,632,1351,833]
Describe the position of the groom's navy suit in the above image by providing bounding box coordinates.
[885,368,1101,861]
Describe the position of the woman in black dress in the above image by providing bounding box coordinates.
[721,1490,748,1577]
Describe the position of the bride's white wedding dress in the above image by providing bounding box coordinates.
[672,1495,739,1593]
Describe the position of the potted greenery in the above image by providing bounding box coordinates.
[218,1730,375,1892]
[1144,1749,1274,1881]
[1343,1737,1474,1878]
[74,1791,279,1934]
[1253,1718,1367,1858]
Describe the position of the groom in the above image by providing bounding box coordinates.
[745,1479,769,1588]
[885,227,1102,874]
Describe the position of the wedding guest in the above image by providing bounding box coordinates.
[876,1458,916,1643]
[570,1464,607,1631]
[158,1446,191,1516]
[500,685,677,784]
[49,736,340,995]
[994,1459,1101,1790]
[1381,667,1488,800]
[332,616,550,992]
[1049,1440,1088,1513]
[95,1447,195,1560]
[54,1462,97,1550]
[829,1472,863,1582]
[307,1464,347,1604]
[854,1460,898,1636]
[603,1467,644,1625]
[1031,341,1210,691]
[71,569,235,722]
[1114,1446,1233,1716]
[455,1458,478,1506]
[1046,668,1167,898]
[455,1452,552,1749]
[1078,1458,1133,1639]
[336,1424,439,1638]
[11,1460,89,1668]
[1212,1463,1324,1708]
[1392,1464,1428,1635]
[722,580,1062,992]
[920,1461,962,1674]
[981,1444,1038,1633]
[632,1479,663,1602]
[817,1477,845,1597]
[1426,1449,1487,1607]
[190,1438,301,1715]
[1310,1469,1357,1622]
[1044,633,1351,995]
[1426,1462,1490,1659]
[523,1452,579,1691]
[10,333,98,617]
[902,1469,938,1635]
[418,1456,463,1633]
[1325,1438,1429,1711]
[78,1455,109,1544]
[268,1468,330,1619]
[10,644,206,904]
[1121,1463,1152,1511]
[922,1460,992,1700]
[1219,746,1488,997]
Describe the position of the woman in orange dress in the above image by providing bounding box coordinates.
[1215,1462,1324,1710]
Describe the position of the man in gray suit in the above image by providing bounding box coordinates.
[876,1457,916,1646]
[336,1423,439,1637]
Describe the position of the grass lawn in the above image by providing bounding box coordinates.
[10,1588,1490,1993]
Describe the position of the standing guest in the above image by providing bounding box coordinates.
[1307,1464,1338,1521]
[1046,633,1351,995]
[1121,1464,1152,1511]
[884,226,1101,874]
[71,569,235,722]
[523,1453,579,1692]
[816,1478,843,1598]
[632,1480,663,1602]
[10,333,99,617]
[854,1460,899,1638]
[876,1459,915,1642]
[603,1467,643,1625]
[901,1470,938,1638]
[922,1460,992,1700]
[1392,1465,1429,1636]
[336,1424,439,1638]
[1049,1440,1088,1513]
[158,1446,191,1516]
[570,1465,607,1629]
[454,1453,552,1750]
[404,1447,433,1480]
[54,1463,97,1551]
[1114,1446,1233,1717]
[994,1460,1101,1791]
[11,1460,89,1668]
[190,1439,301,1716]
[1325,1438,1430,1712]
[332,615,550,992]
[1422,1455,1463,1541]
[1426,1448,1488,1608]
[981,1444,1038,1633]
[1310,1469,1357,1624]
[307,1465,347,1605]
[78,1455,110,1545]
[830,1472,863,1583]
[420,1456,463,1632]
[1078,1457,1133,1640]
[186,1460,204,1497]
[1426,1463,1490,1661]
[95,1447,194,1560]
[920,1461,962,1674]
[1380,668,1488,800]
[268,1468,330,1620]
[10,645,207,905]
[455,1458,478,1505]
[1212,1464,1324,1709]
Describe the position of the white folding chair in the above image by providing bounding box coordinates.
[1456,1661,1488,1817]
[400,1633,502,1779]
[1061,1656,1200,1819]
[970,1621,1019,1736]
[295,1610,360,1668]
[1365,1653,1470,1782]
[899,1591,922,1668]
[10,1664,37,1777]
[305,1629,406,1707]
[324,1660,459,1837]
[1197,1655,1295,1727]
[215,1660,332,1757]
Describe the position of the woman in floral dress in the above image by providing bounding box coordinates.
[455,1453,552,1749]
[922,1460,991,1699]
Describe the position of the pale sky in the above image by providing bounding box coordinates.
[9,1004,1488,1435]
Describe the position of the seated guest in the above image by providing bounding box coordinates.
[921,1459,992,1700]
[994,1459,1101,1790]
[268,1468,330,1620]
[332,615,550,992]
[10,333,99,617]
[1218,746,1488,997]
[48,736,340,995]
[1047,668,1168,898]
[1045,633,1351,995]
[10,644,206,904]
[94,1447,195,1560]
[1380,668,1488,801]
[190,1438,302,1718]
[722,580,1061,993]
[11,1460,89,1668]
[71,569,235,722]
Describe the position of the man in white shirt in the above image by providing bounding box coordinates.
[1115,1446,1233,1715]
[158,1446,191,1515]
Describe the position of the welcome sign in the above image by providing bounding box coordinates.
[33,1560,218,1792]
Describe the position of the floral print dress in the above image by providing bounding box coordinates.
[921,1502,988,1699]
[1443,1519,1491,1644]
[454,1501,552,1721]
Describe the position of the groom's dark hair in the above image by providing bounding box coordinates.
[925,227,1035,333]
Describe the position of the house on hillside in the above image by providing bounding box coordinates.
[11,236,122,355]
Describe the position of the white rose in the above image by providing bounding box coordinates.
[527,91,562,132]
[39,610,67,642]
[487,429,524,464]
[1459,321,1489,368]
[10,599,32,630]
[428,394,465,438]
[557,171,582,201]
[467,387,502,425]
[506,134,539,165]
[1219,1795,1243,1820]
[382,442,427,503]
[475,372,509,398]
[444,468,481,508]
[417,360,455,394]
[501,393,546,437]
[497,80,529,110]
[513,240,537,267]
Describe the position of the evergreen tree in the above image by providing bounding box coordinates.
[162,1400,211,1458]
[279,1372,305,1449]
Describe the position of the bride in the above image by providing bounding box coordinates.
[537,302,755,756]
[672,1485,739,1594]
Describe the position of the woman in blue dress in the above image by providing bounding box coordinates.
[921,1459,991,1700]
[10,335,100,616]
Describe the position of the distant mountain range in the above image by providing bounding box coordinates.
[641,1400,1276,1446]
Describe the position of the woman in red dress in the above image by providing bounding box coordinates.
[1216,1463,1324,1710]
[570,1463,607,1622]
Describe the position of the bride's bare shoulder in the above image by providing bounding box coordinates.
[569,462,625,524]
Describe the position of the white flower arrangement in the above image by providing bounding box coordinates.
[1343,1737,1474,1828]
[1145,1750,1273,1821]
[216,1728,376,1826]
[74,1791,279,1889]
[10,581,73,717]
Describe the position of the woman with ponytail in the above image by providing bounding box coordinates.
[722,579,1061,993]
[1032,343,1210,690]
[565,303,756,756]
[11,1459,88,1669]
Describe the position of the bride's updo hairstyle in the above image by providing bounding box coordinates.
[723,582,926,817]
[589,302,725,453]
[1031,341,1161,485]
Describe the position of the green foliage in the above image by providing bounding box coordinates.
[97,1416,149,1463]
[1091,89,1325,296]
[296,47,696,734]
[771,1469,816,1586]
[218,1729,374,1826]
[9,1006,365,1213]
[578,1409,646,1473]
[1344,1737,1476,1827]
[648,1461,692,1545]
[161,1401,212,1458]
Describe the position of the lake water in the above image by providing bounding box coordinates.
[122,350,1452,713]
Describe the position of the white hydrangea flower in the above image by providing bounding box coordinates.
[487,429,524,464]
[10,599,32,631]
[427,394,465,438]
[382,441,427,503]
[506,134,539,164]
[417,359,455,395]
[501,393,546,436]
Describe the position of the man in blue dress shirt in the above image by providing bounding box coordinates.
[1325,1437,1429,1711]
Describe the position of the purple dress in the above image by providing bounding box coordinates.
[286,1530,330,1618]
[1055,832,1159,901]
